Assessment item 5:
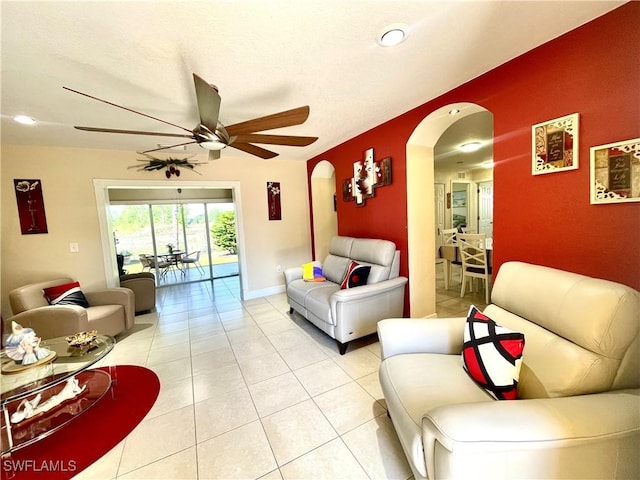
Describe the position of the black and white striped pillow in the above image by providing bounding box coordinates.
[43,281,89,308]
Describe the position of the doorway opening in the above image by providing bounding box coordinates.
[94,179,248,297]
[407,103,493,317]
[310,160,337,261]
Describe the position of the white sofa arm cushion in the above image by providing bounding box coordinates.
[422,389,640,478]
[378,317,466,360]
[284,266,303,285]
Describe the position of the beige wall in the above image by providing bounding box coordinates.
[1,144,311,319]
[406,144,436,318]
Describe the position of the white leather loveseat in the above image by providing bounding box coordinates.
[379,261,640,480]
[285,236,408,354]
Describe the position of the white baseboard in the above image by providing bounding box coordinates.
[243,284,286,300]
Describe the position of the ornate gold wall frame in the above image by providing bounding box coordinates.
[590,138,640,204]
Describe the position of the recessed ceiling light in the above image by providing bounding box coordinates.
[14,115,36,125]
[460,142,482,153]
[377,24,408,47]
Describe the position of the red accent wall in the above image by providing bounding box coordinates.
[307,3,640,303]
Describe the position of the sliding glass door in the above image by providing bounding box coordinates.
[110,201,238,286]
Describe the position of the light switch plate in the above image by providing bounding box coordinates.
[70,242,80,253]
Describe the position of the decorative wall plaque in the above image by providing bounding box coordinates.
[342,148,392,207]
[590,138,640,204]
[14,179,48,234]
[267,181,282,220]
[532,113,579,175]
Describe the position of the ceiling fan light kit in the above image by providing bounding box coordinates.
[64,73,318,168]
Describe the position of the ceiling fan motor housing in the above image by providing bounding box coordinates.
[193,123,230,150]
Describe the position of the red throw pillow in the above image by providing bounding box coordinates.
[43,282,89,308]
[340,261,371,289]
[462,305,525,400]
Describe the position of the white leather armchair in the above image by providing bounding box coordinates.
[8,277,135,339]
[378,261,640,480]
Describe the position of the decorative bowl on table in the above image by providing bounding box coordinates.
[65,330,98,348]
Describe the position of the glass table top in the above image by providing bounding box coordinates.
[1,334,115,404]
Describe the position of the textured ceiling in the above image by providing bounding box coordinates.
[1,1,623,161]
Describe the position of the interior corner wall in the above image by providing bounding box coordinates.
[306,2,640,305]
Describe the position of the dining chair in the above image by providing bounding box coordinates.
[139,254,152,272]
[181,251,204,275]
[442,227,457,246]
[145,255,170,278]
[458,233,492,303]
[440,228,461,286]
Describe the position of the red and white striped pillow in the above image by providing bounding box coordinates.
[43,281,89,308]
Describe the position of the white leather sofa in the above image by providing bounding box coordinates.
[285,236,408,354]
[379,261,640,480]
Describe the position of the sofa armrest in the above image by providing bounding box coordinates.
[284,266,303,285]
[422,389,640,478]
[85,288,135,329]
[8,306,89,340]
[378,317,466,360]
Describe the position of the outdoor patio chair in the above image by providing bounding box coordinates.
[181,251,204,275]
[144,255,170,278]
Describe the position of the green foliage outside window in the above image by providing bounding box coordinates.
[211,211,237,254]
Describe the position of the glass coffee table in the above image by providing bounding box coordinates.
[1,334,115,455]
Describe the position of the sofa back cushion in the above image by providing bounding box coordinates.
[320,236,351,283]
[487,262,640,398]
[350,238,397,283]
[9,277,75,314]
[323,236,398,285]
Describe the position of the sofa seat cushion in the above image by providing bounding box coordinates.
[287,279,338,308]
[305,283,342,326]
[380,353,493,478]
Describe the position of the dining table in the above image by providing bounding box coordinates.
[439,241,492,290]
[160,250,185,275]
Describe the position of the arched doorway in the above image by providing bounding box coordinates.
[406,103,492,317]
[311,160,338,261]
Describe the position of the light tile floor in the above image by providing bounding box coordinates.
[77,266,481,480]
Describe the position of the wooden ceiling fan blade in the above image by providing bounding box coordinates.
[140,141,198,154]
[63,86,192,133]
[225,106,311,136]
[229,142,279,159]
[193,74,221,132]
[74,126,194,139]
[232,133,318,146]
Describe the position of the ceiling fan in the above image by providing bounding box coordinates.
[63,74,318,161]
